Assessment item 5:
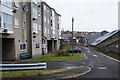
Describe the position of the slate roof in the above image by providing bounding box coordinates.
[86,30,108,44]
[91,30,119,46]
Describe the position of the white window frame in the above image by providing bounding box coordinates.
[44,5,46,11]
[1,0,12,9]
[32,23,38,33]
[44,27,46,34]
[14,1,19,8]
[1,13,13,32]
[48,18,49,24]
[32,8,38,19]
[48,29,49,34]
[44,16,47,22]
[38,11,41,17]
[14,18,19,28]
[47,10,49,13]
[0,13,1,28]
[38,25,41,30]
[32,0,38,5]
[20,43,27,51]
[53,30,55,35]
[38,0,41,3]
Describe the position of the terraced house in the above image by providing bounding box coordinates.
[0,0,61,60]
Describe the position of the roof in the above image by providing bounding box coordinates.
[91,30,119,46]
[86,30,108,44]
[62,33,85,39]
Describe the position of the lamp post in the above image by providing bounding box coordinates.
[72,17,74,55]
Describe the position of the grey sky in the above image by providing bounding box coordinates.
[44,0,119,32]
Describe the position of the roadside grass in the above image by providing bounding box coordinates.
[20,44,85,62]
[32,53,85,62]
[62,44,72,51]
[1,68,73,78]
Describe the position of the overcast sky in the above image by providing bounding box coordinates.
[44,0,119,32]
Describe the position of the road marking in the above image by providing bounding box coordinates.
[81,62,86,64]
[93,55,98,57]
[99,52,120,62]
[87,51,90,52]
[99,67,107,70]
[61,66,91,79]
[83,47,90,50]
[83,54,88,59]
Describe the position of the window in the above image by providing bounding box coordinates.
[38,25,41,30]
[32,8,38,19]
[53,30,55,35]
[38,11,41,17]
[47,10,49,13]
[44,27,46,34]
[32,23,38,33]
[32,0,37,5]
[44,16,46,22]
[14,1,19,8]
[38,0,41,3]
[2,13,12,31]
[14,18,19,28]
[48,18,49,23]
[44,5,46,11]
[0,13,1,28]
[1,0,12,8]
[48,29,49,34]
[36,43,40,48]
[20,43,27,51]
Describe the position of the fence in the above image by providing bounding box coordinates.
[0,62,47,71]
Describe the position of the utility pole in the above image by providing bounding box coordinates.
[72,17,74,56]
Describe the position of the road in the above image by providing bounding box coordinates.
[47,46,120,79]
[79,46,119,79]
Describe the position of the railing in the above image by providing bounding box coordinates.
[0,62,47,71]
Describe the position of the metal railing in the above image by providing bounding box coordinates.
[0,62,47,71]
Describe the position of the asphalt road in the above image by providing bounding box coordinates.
[47,46,120,79]
[79,46,119,79]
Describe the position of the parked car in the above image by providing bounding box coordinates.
[67,47,82,53]
[20,53,31,59]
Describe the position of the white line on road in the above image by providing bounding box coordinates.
[99,67,107,70]
[93,55,98,57]
[99,52,120,62]
[87,51,90,52]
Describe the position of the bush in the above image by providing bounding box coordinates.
[56,50,70,56]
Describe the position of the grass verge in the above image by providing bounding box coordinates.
[1,66,90,79]
[1,68,73,78]
[32,53,85,62]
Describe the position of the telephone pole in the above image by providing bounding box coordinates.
[72,17,74,55]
